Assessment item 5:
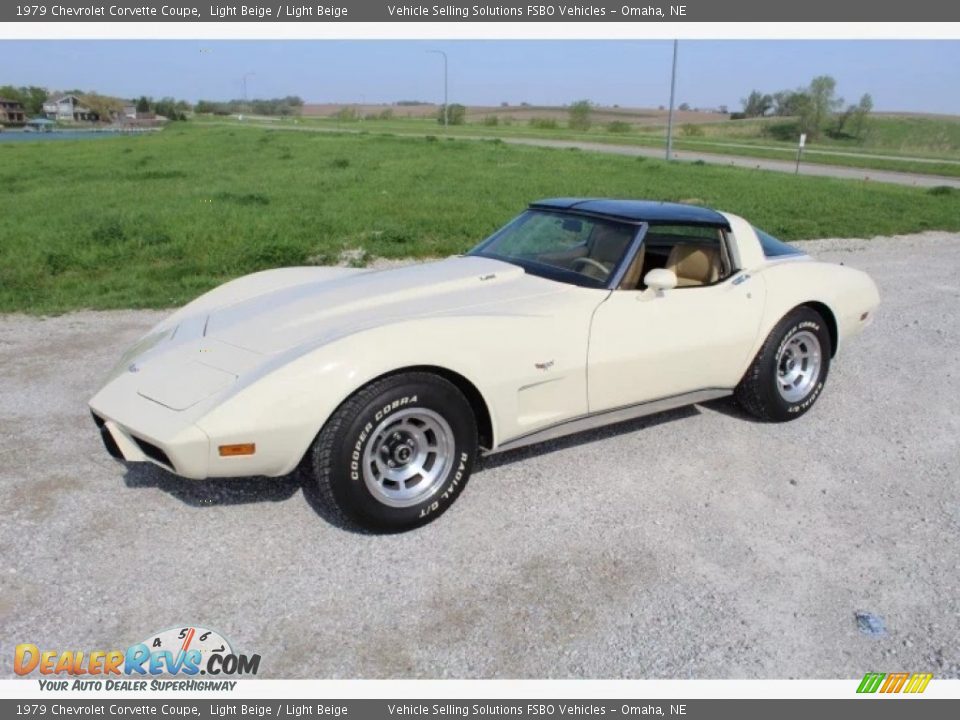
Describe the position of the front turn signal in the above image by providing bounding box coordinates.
[219,443,256,457]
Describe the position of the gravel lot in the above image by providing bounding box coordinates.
[1,232,958,679]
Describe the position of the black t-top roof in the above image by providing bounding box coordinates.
[529,198,729,227]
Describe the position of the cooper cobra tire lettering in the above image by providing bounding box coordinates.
[349,421,374,481]
[374,395,417,422]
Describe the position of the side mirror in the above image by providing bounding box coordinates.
[643,268,678,295]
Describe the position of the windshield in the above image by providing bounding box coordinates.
[469,210,638,288]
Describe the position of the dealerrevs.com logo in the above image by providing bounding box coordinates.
[857,672,933,694]
[15,626,260,691]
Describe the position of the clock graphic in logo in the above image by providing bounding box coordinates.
[141,626,233,672]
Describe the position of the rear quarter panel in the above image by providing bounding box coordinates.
[723,210,879,362]
[749,259,880,360]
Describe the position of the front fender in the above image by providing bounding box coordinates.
[194,304,593,477]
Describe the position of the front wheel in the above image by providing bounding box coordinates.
[307,372,478,532]
[735,307,832,422]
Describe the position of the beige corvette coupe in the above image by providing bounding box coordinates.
[91,199,879,531]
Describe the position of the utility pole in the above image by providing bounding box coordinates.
[665,40,678,161]
[242,72,255,104]
[427,50,448,129]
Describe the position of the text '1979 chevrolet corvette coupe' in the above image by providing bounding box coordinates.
[90,199,879,531]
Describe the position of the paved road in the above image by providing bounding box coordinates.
[501,137,960,189]
[227,121,960,189]
[1,232,958,678]
[666,138,960,167]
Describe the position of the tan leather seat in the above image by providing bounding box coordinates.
[666,245,720,287]
[590,226,631,268]
[619,245,646,290]
[577,225,633,281]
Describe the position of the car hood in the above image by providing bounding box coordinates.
[203,256,564,355]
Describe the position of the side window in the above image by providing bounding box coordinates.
[754,226,804,258]
[621,223,732,290]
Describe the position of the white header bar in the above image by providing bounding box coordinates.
[2,21,960,40]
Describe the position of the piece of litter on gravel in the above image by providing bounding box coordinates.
[855,611,887,637]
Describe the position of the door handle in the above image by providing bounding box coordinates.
[732,273,751,286]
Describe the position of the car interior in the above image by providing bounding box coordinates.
[487,213,734,290]
[531,219,637,283]
[618,224,733,290]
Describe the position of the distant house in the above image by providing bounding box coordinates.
[42,95,98,122]
[0,97,26,125]
[118,104,160,124]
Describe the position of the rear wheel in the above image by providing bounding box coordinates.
[308,372,477,532]
[735,307,832,422]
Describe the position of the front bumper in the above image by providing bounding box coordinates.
[90,407,211,478]
[88,331,287,479]
[89,378,302,480]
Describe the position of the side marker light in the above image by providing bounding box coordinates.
[219,443,256,457]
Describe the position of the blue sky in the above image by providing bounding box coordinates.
[4,40,960,113]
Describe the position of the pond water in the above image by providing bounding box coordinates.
[0,130,150,144]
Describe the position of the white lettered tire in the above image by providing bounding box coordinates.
[308,372,477,532]
[735,307,832,422]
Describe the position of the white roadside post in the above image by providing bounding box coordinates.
[795,133,807,174]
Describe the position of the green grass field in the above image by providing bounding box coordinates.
[1,123,959,314]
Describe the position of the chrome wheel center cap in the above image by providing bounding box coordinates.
[380,434,416,467]
[394,444,414,464]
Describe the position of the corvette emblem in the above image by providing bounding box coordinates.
[128,363,140,373]
[534,360,555,371]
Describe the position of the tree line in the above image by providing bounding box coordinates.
[738,75,873,140]
[194,96,304,116]
[0,85,48,115]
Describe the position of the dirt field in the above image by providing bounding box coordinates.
[0,232,957,679]
[301,103,728,125]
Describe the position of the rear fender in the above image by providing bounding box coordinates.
[747,260,879,367]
